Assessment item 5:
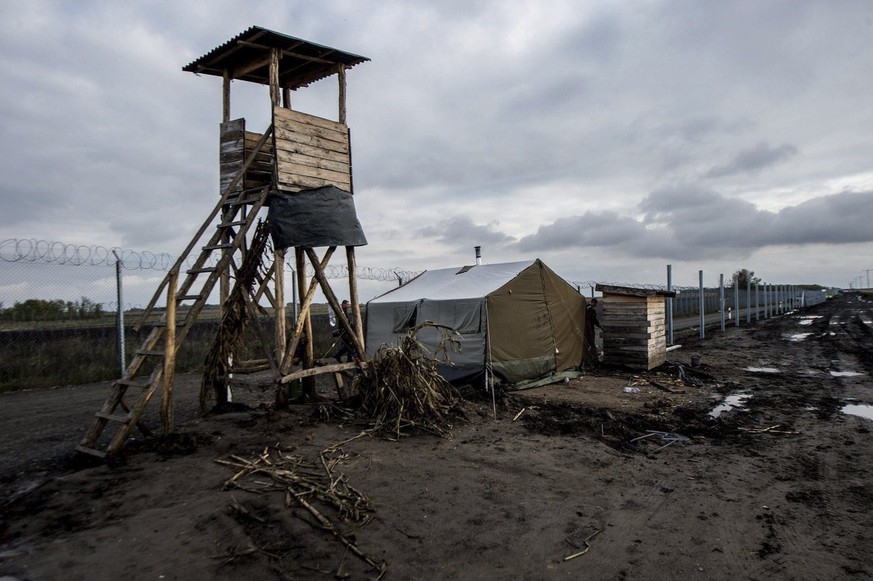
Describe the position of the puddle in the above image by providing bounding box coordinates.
[830,370,865,377]
[709,392,752,418]
[785,333,813,342]
[798,316,823,326]
[842,404,873,421]
[743,367,780,374]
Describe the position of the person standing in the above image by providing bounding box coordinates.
[587,298,602,331]
[584,297,603,362]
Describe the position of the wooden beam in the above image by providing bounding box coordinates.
[299,248,315,396]
[305,248,365,357]
[161,269,177,435]
[337,64,347,124]
[346,246,365,354]
[278,247,336,374]
[269,48,280,108]
[279,361,360,384]
[222,70,231,122]
[274,248,286,363]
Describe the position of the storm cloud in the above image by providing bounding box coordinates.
[705,142,799,178]
[517,188,873,260]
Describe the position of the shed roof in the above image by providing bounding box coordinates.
[595,284,677,298]
[183,26,369,90]
[369,261,537,303]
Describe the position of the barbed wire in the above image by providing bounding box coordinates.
[0,238,424,283]
[0,239,709,289]
[0,238,174,271]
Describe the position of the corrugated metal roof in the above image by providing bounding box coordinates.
[183,26,369,90]
[369,260,537,303]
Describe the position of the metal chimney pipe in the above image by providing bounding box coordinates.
[474,246,482,265]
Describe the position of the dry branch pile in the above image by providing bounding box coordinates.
[200,221,272,412]
[217,441,386,577]
[356,321,463,438]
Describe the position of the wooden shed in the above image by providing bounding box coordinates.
[595,284,676,370]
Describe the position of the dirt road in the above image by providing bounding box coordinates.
[1,293,871,580]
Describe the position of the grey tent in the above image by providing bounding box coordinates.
[365,259,595,386]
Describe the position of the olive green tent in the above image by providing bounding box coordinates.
[365,259,595,386]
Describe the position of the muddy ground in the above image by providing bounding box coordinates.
[1,293,872,580]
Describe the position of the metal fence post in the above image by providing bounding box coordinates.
[699,270,705,339]
[755,282,760,321]
[666,264,673,346]
[746,277,751,324]
[734,276,740,327]
[112,250,125,377]
[719,274,725,332]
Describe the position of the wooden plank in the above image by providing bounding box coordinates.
[278,160,350,184]
[276,116,347,145]
[274,106,347,133]
[245,131,274,150]
[275,125,350,154]
[274,142,350,169]
[603,331,661,340]
[279,361,360,384]
[274,148,350,173]
[277,173,352,191]
[603,304,665,314]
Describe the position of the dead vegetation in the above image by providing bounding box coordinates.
[217,440,387,578]
[353,321,464,439]
[201,221,274,413]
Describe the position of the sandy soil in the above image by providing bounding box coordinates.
[1,293,872,580]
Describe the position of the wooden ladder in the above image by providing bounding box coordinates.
[77,182,273,458]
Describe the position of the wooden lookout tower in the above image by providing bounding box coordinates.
[78,27,370,457]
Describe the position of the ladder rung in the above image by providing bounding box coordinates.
[218,220,246,228]
[96,411,130,423]
[224,195,259,206]
[76,445,107,459]
[203,243,233,251]
[136,350,164,357]
[187,267,217,274]
[177,294,203,302]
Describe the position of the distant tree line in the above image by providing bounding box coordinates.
[0,297,105,322]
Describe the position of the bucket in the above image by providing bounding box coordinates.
[691,354,702,367]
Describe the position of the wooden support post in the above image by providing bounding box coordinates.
[274,248,286,364]
[346,246,365,356]
[162,269,178,435]
[269,48,280,108]
[337,64,347,124]
[305,248,364,357]
[278,247,335,375]
[222,70,231,122]
[282,87,291,109]
[297,247,315,397]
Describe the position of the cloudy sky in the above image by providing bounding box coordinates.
[2,0,872,305]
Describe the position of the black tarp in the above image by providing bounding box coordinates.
[268,186,368,250]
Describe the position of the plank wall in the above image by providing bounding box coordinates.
[273,107,352,192]
[601,294,668,370]
[219,119,274,194]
